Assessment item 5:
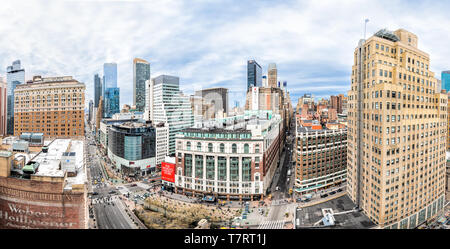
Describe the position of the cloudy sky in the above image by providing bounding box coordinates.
[1,0,449,108]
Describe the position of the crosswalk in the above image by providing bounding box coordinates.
[92,196,119,205]
[258,220,285,229]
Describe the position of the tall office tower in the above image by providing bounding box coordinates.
[103,63,119,118]
[268,63,277,88]
[6,60,25,135]
[347,28,447,229]
[14,75,85,137]
[88,100,94,124]
[104,87,120,118]
[133,58,150,112]
[149,75,194,155]
[0,76,7,136]
[103,63,117,89]
[194,87,229,119]
[94,74,102,108]
[442,71,450,93]
[247,60,262,90]
[262,75,268,87]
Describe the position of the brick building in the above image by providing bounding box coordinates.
[13,76,85,138]
[0,139,86,229]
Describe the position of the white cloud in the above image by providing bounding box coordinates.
[1,0,449,108]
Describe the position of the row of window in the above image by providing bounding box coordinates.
[181,141,260,154]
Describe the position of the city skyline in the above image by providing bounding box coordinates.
[1,0,450,108]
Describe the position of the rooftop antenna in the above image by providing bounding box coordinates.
[364,19,369,40]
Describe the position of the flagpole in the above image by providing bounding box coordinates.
[364,19,369,40]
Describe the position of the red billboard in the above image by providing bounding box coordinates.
[161,162,175,183]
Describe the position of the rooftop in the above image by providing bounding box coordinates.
[296,195,376,229]
[30,139,85,188]
[374,29,400,42]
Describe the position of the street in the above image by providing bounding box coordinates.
[85,122,142,229]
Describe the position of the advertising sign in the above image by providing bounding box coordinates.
[161,162,175,183]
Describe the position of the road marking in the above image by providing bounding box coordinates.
[258,220,285,229]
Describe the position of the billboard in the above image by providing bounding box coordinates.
[161,162,175,183]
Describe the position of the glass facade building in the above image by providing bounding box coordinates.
[6,60,25,135]
[133,58,150,112]
[104,87,120,118]
[247,60,262,90]
[103,63,117,89]
[108,123,156,161]
[442,70,450,92]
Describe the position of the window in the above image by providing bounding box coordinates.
[220,143,225,153]
[255,144,260,153]
[208,143,213,152]
[197,142,202,151]
[186,142,191,151]
[232,144,237,153]
[244,144,249,153]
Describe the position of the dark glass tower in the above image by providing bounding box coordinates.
[247,60,262,91]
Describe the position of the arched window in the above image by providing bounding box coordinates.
[220,143,225,153]
[232,144,237,153]
[208,143,213,152]
[244,144,249,154]
[197,142,202,151]
[186,142,191,151]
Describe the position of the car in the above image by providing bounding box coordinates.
[320,194,328,198]
[303,198,311,202]
[108,190,116,194]
[337,189,343,192]
[91,192,99,195]
[296,198,302,202]
[330,191,336,195]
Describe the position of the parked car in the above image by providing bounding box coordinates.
[330,191,336,195]
[320,194,328,198]
[337,188,343,192]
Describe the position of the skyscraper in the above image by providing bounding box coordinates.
[347,28,447,229]
[194,87,229,119]
[103,63,117,89]
[103,63,119,118]
[268,63,277,88]
[149,75,194,155]
[88,100,94,124]
[133,58,150,112]
[6,60,25,135]
[94,74,102,108]
[0,76,7,137]
[247,60,262,90]
[104,87,120,118]
[442,70,450,92]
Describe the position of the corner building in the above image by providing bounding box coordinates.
[347,29,447,228]
[174,111,282,200]
[14,76,85,138]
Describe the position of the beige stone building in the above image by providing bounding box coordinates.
[14,76,85,138]
[347,29,447,229]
